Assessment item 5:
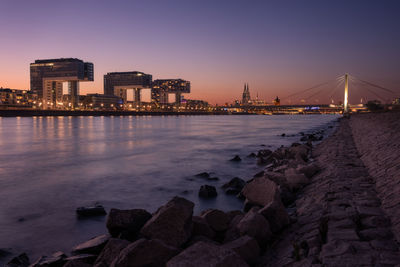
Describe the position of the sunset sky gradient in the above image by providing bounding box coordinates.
[0,0,399,104]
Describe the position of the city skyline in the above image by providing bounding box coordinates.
[1,0,400,104]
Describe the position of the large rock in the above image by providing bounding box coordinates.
[284,168,309,191]
[297,163,320,178]
[166,241,249,267]
[223,214,244,243]
[30,251,67,267]
[76,205,106,217]
[93,238,130,267]
[140,196,194,247]
[192,216,216,239]
[111,238,179,267]
[201,209,230,232]
[71,234,110,255]
[236,209,272,246]
[222,177,246,195]
[198,185,217,198]
[241,177,280,207]
[6,253,30,267]
[288,144,309,161]
[258,198,290,233]
[223,235,260,265]
[63,254,97,267]
[106,208,152,240]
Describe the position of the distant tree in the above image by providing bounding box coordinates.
[366,100,383,111]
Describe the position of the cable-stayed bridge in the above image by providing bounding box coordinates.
[233,74,399,114]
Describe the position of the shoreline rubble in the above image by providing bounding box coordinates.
[6,112,400,266]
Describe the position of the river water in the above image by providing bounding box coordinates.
[0,115,339,262]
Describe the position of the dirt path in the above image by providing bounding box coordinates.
[260,118,400,266]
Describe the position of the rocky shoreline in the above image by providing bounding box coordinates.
[5,112,400,267]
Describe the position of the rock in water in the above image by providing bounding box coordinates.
[76,205,106,217]
[140,196,194,247]
[195,172,210,178]
[94,238,130,267]
[166,241,249,267]
[106,208,151,240]
[71,234,110,255]
[199,185,217,198]
[222,177,245,195]
[241,177,280,207]
[230,155,242,162]
[6,253,30,267]
[111,239,179,267]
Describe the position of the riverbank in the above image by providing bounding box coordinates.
[5,112,400,266]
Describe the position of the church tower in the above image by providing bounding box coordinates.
[242,83,251,104]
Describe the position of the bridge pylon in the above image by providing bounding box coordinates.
[344,73,349,113]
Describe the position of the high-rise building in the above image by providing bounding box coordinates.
[242,83,251,104]
[30,58,93,109]
[104,72,152,104]
[152,79,190,105]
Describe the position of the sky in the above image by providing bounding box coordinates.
[0,0,399,104]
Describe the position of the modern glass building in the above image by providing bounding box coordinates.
[30,58,94,109]
[152,79,191,105]
[104,72,152,103]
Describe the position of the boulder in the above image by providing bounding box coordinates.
[195,172,210,178]
[140,196,194,247]
[166,241,249,267]
[253,171,265,178]
[106,208,152,240]
[93,238,130,267]
[30,251,67,267]
[6,253,30,267]
[236,209,272,246]
[63,254,97,267]
[284,168,309,191]
[287,144,309,161]
[256,149,272,158]
[192,216,216,239]
[297,163,320,178]
[264,171,287,187]
[226,210,244,222]
[111,239,179,267]
[186,235,220,247]
[201,209,229,232]
[230,155,242,162]
[76,205,106,217]
[241,177,280,207]
[198,185,217,198]
[72,234,110,255]
[258,198,290,233]
[223,214,244,243]
[247,152,256,158]
[223,235,260,265]
[222,177,245,195]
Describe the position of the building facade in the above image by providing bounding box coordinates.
[104,72,152,104]
[30,58,94,109]
[0,88,38,108]
[152,79,190,105]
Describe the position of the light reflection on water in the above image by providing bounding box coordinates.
[0,115,338,262]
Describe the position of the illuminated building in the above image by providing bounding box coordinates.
[104,72,152,104]
[30,58,94,109]
[0,88,38,108]
[152,79,190,105]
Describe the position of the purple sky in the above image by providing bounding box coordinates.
[0,0,399,104]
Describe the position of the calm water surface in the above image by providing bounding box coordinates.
[0,115,338,262]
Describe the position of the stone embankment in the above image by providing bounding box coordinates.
[350,112,400,242]
[5,113,400,267]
